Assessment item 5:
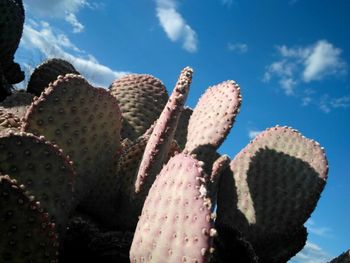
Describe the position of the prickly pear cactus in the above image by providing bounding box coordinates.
[130,153,216,263]
[27,58,80,96]
[0,0,25,84]
[110,74,168,140]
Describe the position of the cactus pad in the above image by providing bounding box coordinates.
[27,58,80,96]
[0,90,34,118]
[130,153,215,263]
[217,126,328,254]
[0,108,21,134]
[135,67,193,193]
[22,74,122,200]
[0,174,59,262]
[110,74,168,140]
[185,80,241,153]
[0,0,25,84]
[330,249,350,263]
[0,131,76,233]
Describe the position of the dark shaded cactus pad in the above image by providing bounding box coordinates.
[217,126,328,261]
[27,58,80,96]
[109,74,169,140]
[22,74,122,203]
[174,106,192,150]
[0,0,25,84]
[329,249,350,263]
[0,174,59,262]
[0,132,76,234]
[130,153,216,263]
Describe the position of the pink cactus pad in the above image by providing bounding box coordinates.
[130,153,215,263]
[135,67,193,193]
[185,80,241,153]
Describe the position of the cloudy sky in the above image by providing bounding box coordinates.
[16,0,350,261]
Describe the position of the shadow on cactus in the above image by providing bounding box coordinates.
[0,0,332,261]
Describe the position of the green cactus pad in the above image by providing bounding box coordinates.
[174,106,192,150]
[185,80,242,153]
[0,0,25,84]
[22,74,122,201]
[109,74,168,140]
[135,67,193,193]
[0,174,59,262]
[0,132,76,234]
[0,90,34,118]
[130,153,215,263]
[217,126,328,254]
[27,58,80,96]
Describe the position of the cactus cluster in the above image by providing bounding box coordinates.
[0,1,347,262]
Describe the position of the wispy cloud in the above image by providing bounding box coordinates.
[228,42,248,54]
[248,129,263,139]
[221,0,234,7]
[24,0,100,33]
[263,40,347,95]
[290,242,332,263]
[319,94,350,113]
[305,219,332,237]
[155,0,198,52]
[19,19,128,88]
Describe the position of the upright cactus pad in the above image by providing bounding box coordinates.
[27,58,80,96]
[22,74,122,201]
[0,174,59,262]
[217,126,328,258]
[185,80,241,153]
[130,153,215,263]
[330,249,350,263]
[110,74,168,140]
[0,132,76,234]
[135,67,193,193]
[0,0,25,84]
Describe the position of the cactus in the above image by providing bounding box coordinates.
[0,0,25,86]
[0,6,337,261]
[329,249,350,263]
[130,153,216,263]
[135,67,193,194]
[110,74,169,140]
[0,174,59,262]
[27,58,80,96]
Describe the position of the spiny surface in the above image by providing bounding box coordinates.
[0,91,34,118]
[217,126,328,249]
[0,109,21,134]
[0,174,58,262]
[22,74,122,202]
[135,67,193,193]
[0,132,76,234]
[110,74,168,140]
[185,80,241,153]
[130,153,215,263]
[27,58,79,96]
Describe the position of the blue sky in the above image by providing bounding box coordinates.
[16,0,350,262]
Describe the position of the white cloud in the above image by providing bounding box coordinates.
[263,40,347,95]
[303,40,347,82]
[290,242,332,263]
[305,219,332,237]
[319,94,350,113]
[19,20,129,88]
[24,0,96,33]
[228,42,248,54]
[156,0,198,52]
[248,130,262,139]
